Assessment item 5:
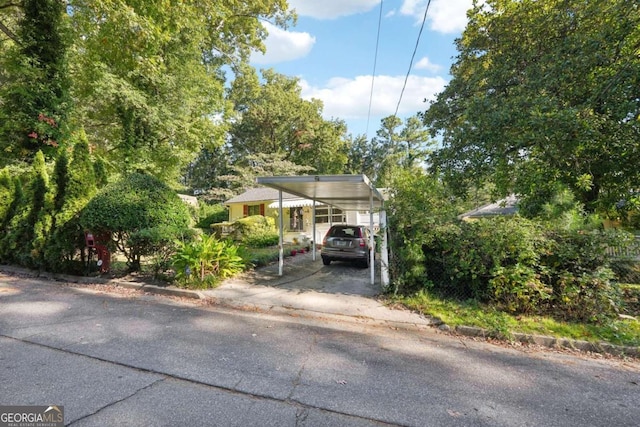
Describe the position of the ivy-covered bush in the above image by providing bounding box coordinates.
[0,151,52,268]
[44,136,99,272]
[80,173,191,270]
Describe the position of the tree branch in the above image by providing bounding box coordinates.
[0,2,21,10]
[0,19,19,44]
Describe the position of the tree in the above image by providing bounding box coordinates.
[227,67,349,175]
[0,0,71,162]
[385,169,459,293]
[214,152,313,201]
[344,133,377,178]
[68,0,293,183]
[349,115,433,186]
[423,0,640,212]
[183,145,233,198]
[80,173,192,270]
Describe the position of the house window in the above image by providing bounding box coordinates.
[243,203,264,217]
[315,207,345,224]
[247,205,261,216]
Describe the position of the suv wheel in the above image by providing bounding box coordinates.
[322,256,331,265]
[358,253,370,269]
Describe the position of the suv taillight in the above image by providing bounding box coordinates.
[359,238,366,247]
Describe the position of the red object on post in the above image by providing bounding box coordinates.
[84,232,95,248]
[85,231,111,274]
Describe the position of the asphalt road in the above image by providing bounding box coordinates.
[1,274,639,426]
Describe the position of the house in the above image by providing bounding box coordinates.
[177,194,199,207]
[459,195,519,221]
[224,187,380,243]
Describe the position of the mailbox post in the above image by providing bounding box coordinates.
[84,231,111,274]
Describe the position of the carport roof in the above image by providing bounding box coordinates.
[256,174,385,211]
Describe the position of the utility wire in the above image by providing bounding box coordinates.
[393,0,432,119]
[365,0,385,137]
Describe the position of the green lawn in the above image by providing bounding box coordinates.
[392,287,640,348]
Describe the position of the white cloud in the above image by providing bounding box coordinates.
[300,74,447,121]
[415,56,442,73]
[251,22,315,65]
[288,0,380,20]
[400,0,475,34]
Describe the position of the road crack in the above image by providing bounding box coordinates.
[67,378,165,426]
[287,329,319,401]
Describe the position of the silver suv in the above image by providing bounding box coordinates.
[321,225,371,268]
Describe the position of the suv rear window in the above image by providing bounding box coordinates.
[328,226,361,238]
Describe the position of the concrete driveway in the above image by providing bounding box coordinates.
[235,250,380,296]
[201,251,430,329]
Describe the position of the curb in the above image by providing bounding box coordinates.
[202,295,438,333]
[451,325,639,358]
[2,264,638,358]
[0,264,204,300]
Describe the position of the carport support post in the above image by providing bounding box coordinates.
[369,189,375,285]
[380,209,389,288]
[312,200,317,261]
[278,190,284,276]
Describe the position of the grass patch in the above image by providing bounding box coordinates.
[393,290,640,347]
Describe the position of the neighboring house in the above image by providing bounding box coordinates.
[178,194,199,207]
[224,187,379,243]
[459,195,519,221]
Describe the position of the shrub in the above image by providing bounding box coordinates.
[235,215,279,248]
[541,229,626,321]
[421,217,547,302]
[489,264,552,314]
[413,215,625,322]
[128,226,197,278]
[385,170,459,293]
[80,173,191,270]
[195,203,228,229]
[172,234,244,288]
[552,268,619,322]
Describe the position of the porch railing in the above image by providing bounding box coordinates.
[607,236,640,259]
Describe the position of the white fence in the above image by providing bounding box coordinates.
[607,236,640,259]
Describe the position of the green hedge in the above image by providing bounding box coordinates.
[80,173,191,270]
[401,216,632,323]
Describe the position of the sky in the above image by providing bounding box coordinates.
[250,0,475,140]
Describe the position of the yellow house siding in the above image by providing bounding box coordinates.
[227,201,276,222]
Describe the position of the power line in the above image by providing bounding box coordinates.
[365,0,385,137]
[394,0,432,119]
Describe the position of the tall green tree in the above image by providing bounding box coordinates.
[44,130,100,271]
[68,0,293,183]
[351,115,433,186]
[423,0,640,212]
[227,67,349,175]
[345,133,377,178]
[0,0,71,162]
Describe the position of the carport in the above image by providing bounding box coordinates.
[256,174,388,288]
